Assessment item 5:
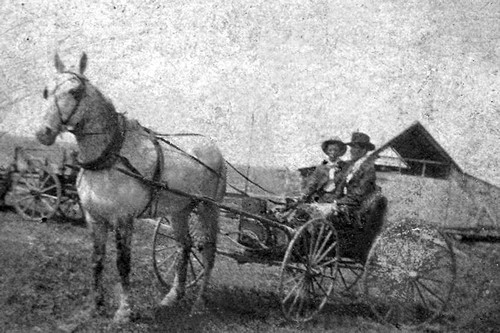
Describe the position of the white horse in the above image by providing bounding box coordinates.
[36,53,226,323]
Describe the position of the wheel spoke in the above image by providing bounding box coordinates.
[415,279,446,305]
[311,275,329,297]
[39,174,51,189]
[317,256,338,268]
[40,183,58,193]
[16,194,34,203]
[315,240,337,264]
[313,230,334,263]
[39,193,59,201]
[154,245,176,253]
[413,280,430,309]
[158,251,178,267]
[383,306,394,321]
[283,276,304,305]
[190,249,204,266]
[311,223,326,257]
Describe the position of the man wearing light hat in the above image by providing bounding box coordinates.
[302,136,349,203]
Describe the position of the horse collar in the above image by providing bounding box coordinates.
[77,113,127,171]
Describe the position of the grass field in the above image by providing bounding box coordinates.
[0,208,499,333]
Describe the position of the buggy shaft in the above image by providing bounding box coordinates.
[115,166,295,237]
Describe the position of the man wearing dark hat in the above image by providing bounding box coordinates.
[301,137,349,203]
[334,132,377,210]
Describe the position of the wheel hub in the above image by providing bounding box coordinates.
[408,271,418,279]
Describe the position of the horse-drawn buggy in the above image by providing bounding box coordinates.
[151,189,456,328]
[32,52,457,330]
[0,146,82,222]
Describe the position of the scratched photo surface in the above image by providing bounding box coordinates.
[0,1,499,332]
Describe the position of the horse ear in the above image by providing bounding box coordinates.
[79,52,88,75]
[54,53,66,73]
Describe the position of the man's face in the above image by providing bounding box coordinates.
[350,144,368,161]
[325,144,344,161]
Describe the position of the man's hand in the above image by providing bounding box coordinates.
[338,204,349,213]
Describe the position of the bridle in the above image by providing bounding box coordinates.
[50,71,127,171]
[52,71,88,131]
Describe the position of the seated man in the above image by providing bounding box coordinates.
[331,132,378,227]
[301,136,348,203]
[335,132,377,208]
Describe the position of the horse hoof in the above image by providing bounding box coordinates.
[113,308,131,324]
[160,292,181,307]
[57,308,93,332]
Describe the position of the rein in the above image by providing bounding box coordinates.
[152,132,277,197]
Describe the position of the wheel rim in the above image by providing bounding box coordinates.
[12,167,61,221]
[152,216,205,289]
[279,218,339,322]
[362,220,456,328]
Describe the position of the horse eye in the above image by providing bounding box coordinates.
[69,88,82,99]
[43,88,48,99]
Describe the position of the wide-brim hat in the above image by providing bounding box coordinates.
[346,132,375,151]
[321,136,347,155]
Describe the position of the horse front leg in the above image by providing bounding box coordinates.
[113,217,134,323]
[160,209,191,307]
[88,217,108,315]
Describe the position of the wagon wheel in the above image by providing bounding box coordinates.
[12,164,61,222]
[279,217,340,322]
[361,219,456,329]
[58,188,84,221]
[152,215,205,289]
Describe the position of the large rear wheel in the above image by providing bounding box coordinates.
[361,219,456,329]
[279,217,340,322]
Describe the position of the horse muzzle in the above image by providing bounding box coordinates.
[36,126,58,146]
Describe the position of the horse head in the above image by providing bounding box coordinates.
[36,52,89,146]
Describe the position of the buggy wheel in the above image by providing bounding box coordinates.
[332,259,364,299]
[361,219,456,329]
[12,165,61,222]
[279,218,339,322]
[152,216,205,289]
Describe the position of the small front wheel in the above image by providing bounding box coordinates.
[152,216,205,289]
[279,217,340,322]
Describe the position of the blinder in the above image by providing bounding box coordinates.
[53,71,88,131]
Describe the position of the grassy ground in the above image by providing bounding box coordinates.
[0,209,498,332]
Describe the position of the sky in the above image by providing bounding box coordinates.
[1,0,499,186]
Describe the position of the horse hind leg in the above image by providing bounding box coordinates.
[113,217,134,323]
[160,207,191,307]
[190,201,219,314]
